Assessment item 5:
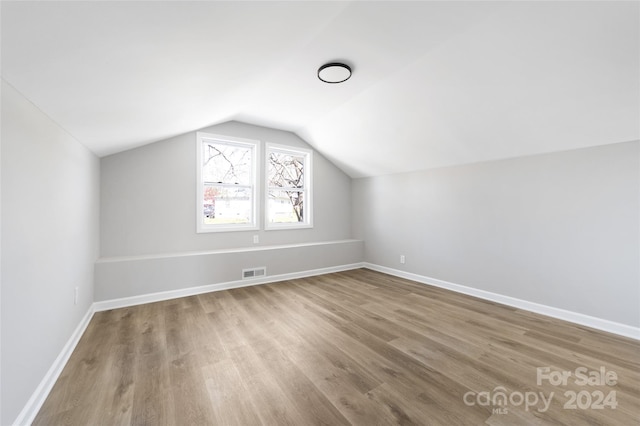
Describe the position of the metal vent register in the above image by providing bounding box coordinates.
[242,267,266,279]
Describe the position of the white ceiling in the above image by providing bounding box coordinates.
[2,1,638,178]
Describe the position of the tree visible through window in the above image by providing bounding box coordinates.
[266,144,312,228]
[197,133,258,232]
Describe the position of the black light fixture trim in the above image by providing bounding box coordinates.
[318,62,352,83]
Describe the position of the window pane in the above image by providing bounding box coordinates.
[267,190,304,223]
[203,186,253,225]
[268,151,305,189]
[202,142,253,185]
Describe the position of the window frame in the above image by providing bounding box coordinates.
[265,143,313,230]
[196,132,260,233]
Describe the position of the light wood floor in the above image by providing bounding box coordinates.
[34,269,639,425]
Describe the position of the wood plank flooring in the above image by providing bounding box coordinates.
[34,269,640,425]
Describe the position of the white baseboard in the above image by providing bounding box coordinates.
[12,305,95,426]
[363,263,640,340]
[94,262,365,312]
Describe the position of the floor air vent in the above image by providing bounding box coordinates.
[242,267,266,280]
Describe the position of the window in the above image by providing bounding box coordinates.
[266,143,312,229]
[196,133,259,232]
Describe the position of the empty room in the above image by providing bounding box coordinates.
[1,1,638,425]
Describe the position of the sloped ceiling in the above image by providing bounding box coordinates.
[2,1,638,178]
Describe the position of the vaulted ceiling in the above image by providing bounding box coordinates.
[2,1,638,178]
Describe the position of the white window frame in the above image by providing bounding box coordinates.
[265,143,313,230]
[196,132,260,233]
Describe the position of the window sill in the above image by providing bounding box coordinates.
[196,224,260,233]
[265,223,313,231]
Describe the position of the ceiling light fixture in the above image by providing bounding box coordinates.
[318,62,352,83]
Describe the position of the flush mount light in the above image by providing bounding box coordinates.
[318,62,352,83]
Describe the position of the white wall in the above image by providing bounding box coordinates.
[0,80,100,425]
[100,121,353,257]
[95,240,363,301]
[353,141,640,327]
[98,121,358,300]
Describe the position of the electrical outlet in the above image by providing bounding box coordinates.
[253,235,259,244]
[74,287,79,305]
[400,255,406,264]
